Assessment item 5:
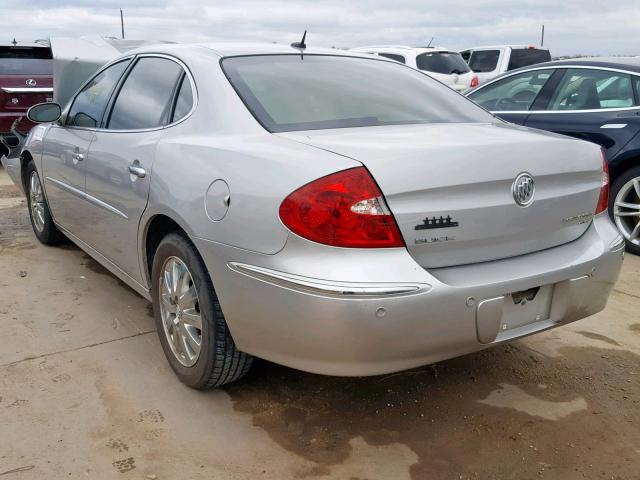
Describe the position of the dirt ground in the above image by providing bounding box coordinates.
[1,167,639,480]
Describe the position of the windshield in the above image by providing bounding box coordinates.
[222,55,493,133]
[0,46,52,75]
[416,52,470,74]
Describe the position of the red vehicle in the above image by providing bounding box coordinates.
[0,40,53,157]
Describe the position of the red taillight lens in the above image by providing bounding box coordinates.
[595,149,610,215]
[279,167,405,248]
[470,74,479,88]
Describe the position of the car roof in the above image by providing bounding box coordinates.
[123,42,382,61]
[351,45,452,54]
[505,57,640,76]
[0,40,50,48]
[461,45,548,51]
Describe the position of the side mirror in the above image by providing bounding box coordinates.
[27,102,62,123]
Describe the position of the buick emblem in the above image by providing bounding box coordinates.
[512,173,535,207]
[25,78,37,87]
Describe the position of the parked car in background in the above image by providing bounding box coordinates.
[0,40,53,158]
[460,45,551,84]
[3,44,623,390]
[466,57,640,254]
[351,46,478,91]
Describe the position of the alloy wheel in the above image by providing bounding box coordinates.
[29,171,46,233]
[158,256,203,367]
[613,176,640,246]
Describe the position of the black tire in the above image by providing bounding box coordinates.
[151,232,253,389]
[25,161,66,245]
[609,165,640,256]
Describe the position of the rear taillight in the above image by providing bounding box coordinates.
[595,149,610,215]
[470,74,479,88]
[279,167,405,248]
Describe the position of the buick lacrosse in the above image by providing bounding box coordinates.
[2,43,625,388]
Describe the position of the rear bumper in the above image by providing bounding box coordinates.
[193,214,624,376]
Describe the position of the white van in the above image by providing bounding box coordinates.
[350,45,478,92]
[459,45,551,85]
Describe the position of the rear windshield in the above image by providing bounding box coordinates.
[0,46,52,75]
[508,48,551,70]
[468,50,500,72]
[416,52,470,74]
[222,55,492,133]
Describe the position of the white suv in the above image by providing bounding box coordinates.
[460,45,551,85]
[350,46,478,92]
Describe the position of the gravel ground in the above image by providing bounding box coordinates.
[0,168,639,480]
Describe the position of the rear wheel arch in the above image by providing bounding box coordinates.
[20,150,34,192]
[143,214,188,284]
[609,151,640,181]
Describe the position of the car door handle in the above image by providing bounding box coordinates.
[128,164,146,178]
[72,152,84,162]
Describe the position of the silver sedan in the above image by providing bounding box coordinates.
[2,43,625,388]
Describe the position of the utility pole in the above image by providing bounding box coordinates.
[120,9,125,39]
[540,24,545,47]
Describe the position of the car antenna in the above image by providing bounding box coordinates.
[11,38,17,46]
[291,30,307,59]
[426,37,434,48]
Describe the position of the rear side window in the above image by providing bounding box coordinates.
[468,69,553,111]
[548,69,634,110]
[416,52,470,74]
[0,46,52,75]
[378,53,406,64]
[171,75,194,122]
[108,57,183,130]
[468,50,500,73]
[508,49,551,70]
[67,61,128,128]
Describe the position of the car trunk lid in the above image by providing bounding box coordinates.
[0,74,53,113]
[280,123,603,269]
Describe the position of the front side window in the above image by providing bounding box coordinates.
[548,69,634,111]
[416,52,470,75]
[108,57,183,130]
[378,53,406,64]
[222,55,494,133]
[66,60,128,128]
[460,50,471,62]
[468,69,553,111]
[468,50,500,73]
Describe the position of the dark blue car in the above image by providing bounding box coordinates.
[467,57,640,255]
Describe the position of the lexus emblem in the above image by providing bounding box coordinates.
[512,173,535,207]
[25,78,37,87]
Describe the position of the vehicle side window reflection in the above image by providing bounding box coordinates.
[108,57,183,130]
[378,53,406,64]
[468,69,553,111]
[66,61,128,128]
[548,69,634,111]
[171,75,194,123]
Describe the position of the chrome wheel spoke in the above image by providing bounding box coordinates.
[158,256,202,367]
[177,285,197,309]
[614,176,640,245]
[29,172,45,233]
[181,308,202,330]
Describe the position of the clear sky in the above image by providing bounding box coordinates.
[3,0,638,57]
